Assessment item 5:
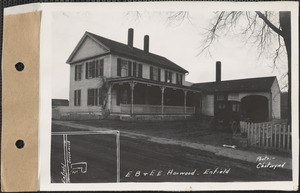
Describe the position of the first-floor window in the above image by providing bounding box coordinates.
[116,87,130,105]
[87,88,104,106]
[74,90,81,106]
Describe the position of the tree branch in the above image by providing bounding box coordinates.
[255,11,283,36]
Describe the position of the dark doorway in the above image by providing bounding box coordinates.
[241,95,269,122]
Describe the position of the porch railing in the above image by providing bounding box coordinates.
[120,104,195,115]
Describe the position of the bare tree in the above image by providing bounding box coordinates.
[99,77,110,119]
[167,11,291,123]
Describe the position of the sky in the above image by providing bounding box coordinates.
[50,6,288,99]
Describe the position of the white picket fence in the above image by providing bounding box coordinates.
[240,121,291,152]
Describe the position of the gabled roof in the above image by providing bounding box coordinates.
[192,76,277,93]
[67,31,188,73]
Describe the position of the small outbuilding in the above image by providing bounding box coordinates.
[192,62,281,122]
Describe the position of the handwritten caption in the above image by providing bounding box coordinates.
[125,168,231,178]
[256,155,286,170]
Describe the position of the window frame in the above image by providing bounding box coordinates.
[86,58,104,79]
[75,64,82,81]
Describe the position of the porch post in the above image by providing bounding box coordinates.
[184,90,187,118]
[107,84,112,111]
[129,82,136,117]
[160,86,165,118]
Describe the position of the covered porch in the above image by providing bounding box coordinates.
[107,77,202,120]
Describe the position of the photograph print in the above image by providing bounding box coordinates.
[49,3,294,186]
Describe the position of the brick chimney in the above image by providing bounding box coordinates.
[144,35,149,52]
[216,61,221,82]
[128,28,134,47]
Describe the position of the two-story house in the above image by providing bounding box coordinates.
[64,28,202,120]
[53,28,281,122]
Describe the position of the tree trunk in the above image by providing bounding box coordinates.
[279,11,291,125]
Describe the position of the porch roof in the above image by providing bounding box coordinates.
[107,77,202,93]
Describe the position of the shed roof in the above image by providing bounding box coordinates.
[192,76,276,93]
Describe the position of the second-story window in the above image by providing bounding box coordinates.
[176,73,183,85]
[150,66,161,81]
[117,58,142,78]
[75,64,82,81]
[85,59,104,79]
[165,70,173,83]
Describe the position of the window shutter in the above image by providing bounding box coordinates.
[128,61,132,77]
[86,62,88,79]
[158,68,161,82]
[117,87,120,105]
[138,64,143,78]
[87,89,91,105]
[100,59,104,76]
[95,60,99,77]
[165,71,168,82]
[176,73,178,84]
[78,65,82,80]
[78,90,81,106]
[150,66,153,80]
[98,88,103,106]
[75,66,77,81]
[180,74,183,85]
[74,91,76,106]
[95,89,98,106]
[92,61,96,78]
[133,62,137,77]
[117,58,121,76]
[169,72,172,83]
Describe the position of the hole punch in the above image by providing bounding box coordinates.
[15,62,24,71]
[16,140,24,149]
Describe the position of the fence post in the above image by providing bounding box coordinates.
[270,124,273,148]
[262,124,265,147]
[278,125,281,149]
[283,124,286,150]
[247,122,250,145]
[254,123,257,147]
[287,125,291,151]
[258,123,261,147]
[274,124,277,149]
[266,124,270,148]
[250,123,254,146]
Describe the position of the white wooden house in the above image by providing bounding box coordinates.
[61,29,202,120]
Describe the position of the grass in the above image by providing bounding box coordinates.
[67,119,235,147]
[52,118,292,157]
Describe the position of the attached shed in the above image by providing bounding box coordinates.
[193,76,281,122]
